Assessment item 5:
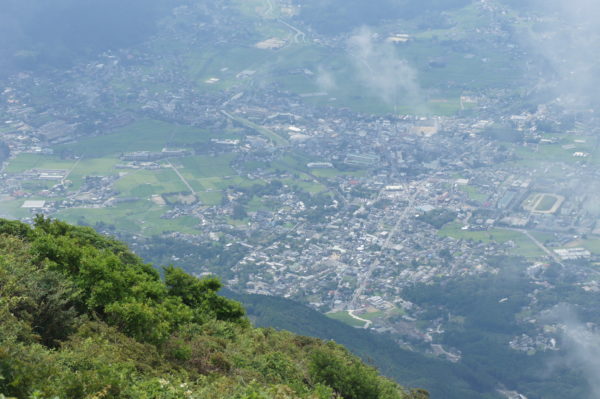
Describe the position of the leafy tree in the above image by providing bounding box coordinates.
[164,266,247,325]
[310,345,405,399]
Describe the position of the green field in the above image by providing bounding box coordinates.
[223,112,289,146]
[361,310,385,321]
[530,231,556,244]
[582,239,600,255]
[19,180,57,191]
[174,154,236,178]
[537,195,558,212]
[311,168,368,178]
[523,193,564,214]
[53,119,228,158]
[0,199,31,219]
[113,169,189,198]
[170,10,521,117]
[509,238,546,258]
[197,191,224,206]
[510,141,593,168]
[196,176,254,192]
[55,200,199,236]
[438,223,545,258]
[458,184,488,202]
[4,154,76,173]
[269,37,519,116]
[439,222,521,242]
[326,311,367,328]
[152,0,526,117]
[31,122,273,231]
[562,238,600,255]
[247,196,267,212]
[4,154,121,189]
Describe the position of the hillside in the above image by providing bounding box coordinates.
[224,291,500,399]
[0,217,428,399]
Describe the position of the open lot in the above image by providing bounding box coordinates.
[114,169,189,198]
[326,310,367,328]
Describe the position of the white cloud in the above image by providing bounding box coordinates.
[346,27,423,110]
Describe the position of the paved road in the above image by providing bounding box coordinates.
[221,110,288,146]
[302,167,348,206]
[500,227,565,266]
[264,0,274,18]
[167,161,196,195]
[62,156,83,185]
[348,310,372,328]
[278,18,306,43]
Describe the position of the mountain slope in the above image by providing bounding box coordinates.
[0,217,427,399]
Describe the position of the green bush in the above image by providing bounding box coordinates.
[310,345,405,399]
[0,217,422,399]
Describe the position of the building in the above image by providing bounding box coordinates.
[554,248,591,260]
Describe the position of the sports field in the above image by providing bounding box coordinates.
[522,193,564,214]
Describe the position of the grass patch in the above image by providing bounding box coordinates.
[537,195,558,212]
[197,191,223,206]
[4,154,76,173]
[564,238,600,255]
[311,168,367,178]
[224,112,289,146]
[530,231,556,244]
[439,223,545,258]
[282,177,327,194]
[0,199,32,219]
[113,169,189,198]
[458,185,487,202]
[511,143,589,167]
[175,154,236,178]
[53,120,211,158]
[194,176,253,192]
[55,200,199,236]
[361,311,385,321]
[247,196,266,212]
[70,157,119,177]
[19,180,57,191]
[439,223,517,242]
[509,239,546,258]
[326,311,367,328]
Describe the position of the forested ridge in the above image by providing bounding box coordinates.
[0,217,428,399]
